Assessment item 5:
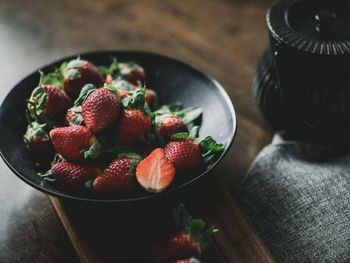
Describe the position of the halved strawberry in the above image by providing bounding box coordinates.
[152,204,216,262]
[49,125,101,161]
[115,89,152,145]
[51,162,100,193]
[90,154,140,194]
[62,59,104,99]
[156,114,188,142]
[79,85,120,133]
[136,148,175,193]
[119,62,146,85]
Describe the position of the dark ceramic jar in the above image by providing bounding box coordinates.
[254,0,350,144]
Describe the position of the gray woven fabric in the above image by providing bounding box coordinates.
[239,133,350,263]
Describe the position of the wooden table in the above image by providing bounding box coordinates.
[0,0,274,262]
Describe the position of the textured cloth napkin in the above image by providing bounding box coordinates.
[239,133,350,263]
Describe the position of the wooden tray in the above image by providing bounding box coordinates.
[50,175,274,263]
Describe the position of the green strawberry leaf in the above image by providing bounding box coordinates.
[199,136,225,164]
[189,126,200,140]
[170,126,200,141]
[128,159,141,177]
[119,61,143,75]
[105,84,120,96]
[97,57,118,76]
[85,180,94,191]
[24,121,50,143]
[50,154,65,166]
[71,114,84,125]
[65,68,81,80]
[154,104,183,115]
[38,169,56,182]
[112,79,133,91]
[83,140,102,160]
[63,58,86,80]
[170,132,190,141]
[74,84,97,106]
[173,203,217,251]
[177,107,202,124]
[154,105,202,124]
[121,88,147,110]
[38,70,64,89]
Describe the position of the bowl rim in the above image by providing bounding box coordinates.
[0,50,237,202]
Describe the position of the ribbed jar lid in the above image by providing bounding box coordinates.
[267,0,350,55]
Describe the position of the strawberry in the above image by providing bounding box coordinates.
[49,125,101,161]
[152,204,216,263]
[51,162,100,193]
[156,114,188,142]
[65,106,83,126]
[80,85,120,133]
[115,109,151,145]
[28,84,72,120]
[90,154,140,194]
[115,89,152,145]
[164,140,202,169]
[119,62,146,85]
[145,88,158,109]
[164,128,225,169]
[62,59,105,99]
[24,121,54,161]
[136,148,175,193]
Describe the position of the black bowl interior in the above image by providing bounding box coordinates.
[0,51,236,202]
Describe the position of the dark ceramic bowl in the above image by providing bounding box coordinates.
[0,51,236,202]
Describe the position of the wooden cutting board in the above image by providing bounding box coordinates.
[49,175,274,263]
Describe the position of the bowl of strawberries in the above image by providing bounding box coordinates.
[0,51,236,202]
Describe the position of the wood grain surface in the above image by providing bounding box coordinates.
[0,0,274,262]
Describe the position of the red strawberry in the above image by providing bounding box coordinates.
[63,59,104,99]
[155,233,201,262]
[82,87,120,133]
[28,84,72,120]
[164,140,202,169]
[119,62,146,85]
[115,109,152,145]
[115,88,152,145]
[65,106,83,126]
[152,204,215,263]
[156,114,188,142]
[43,85,72,118]
[136,148,175,193]
[119,89,131,100]
[24,121,54,162]
[49,125,100,161]
[145,89,157,109]
[51,162,100,193]
[92,155,140,194]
